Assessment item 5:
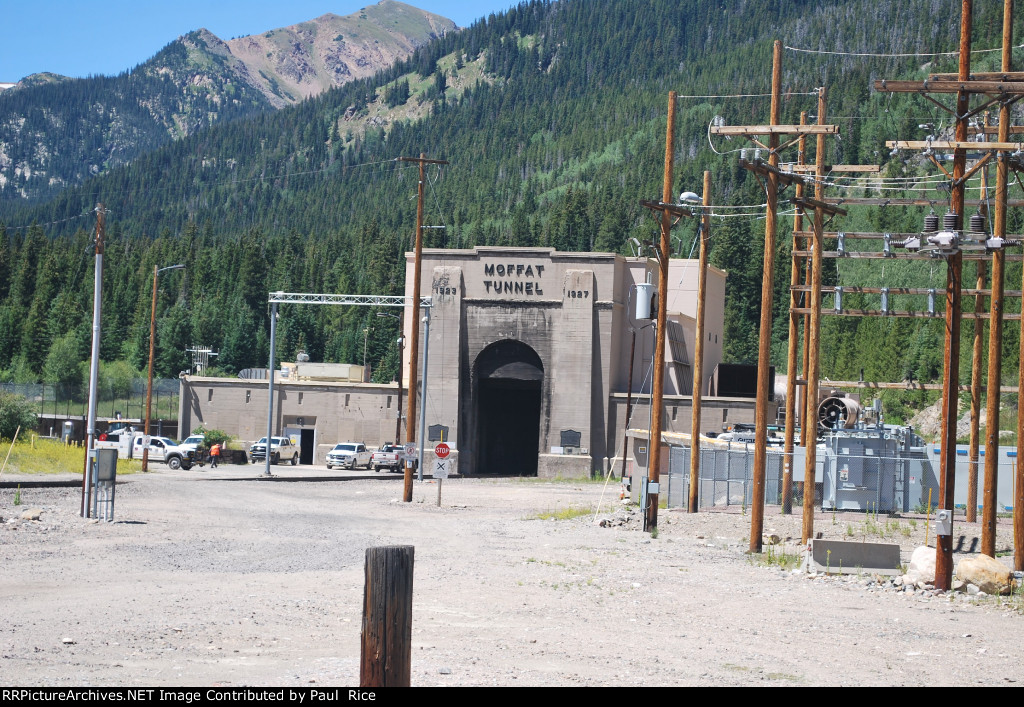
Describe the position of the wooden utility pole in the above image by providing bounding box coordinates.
[647,90,677,532]
[968,112,992,526]
[782,112,808,515]
[934,0,972,590]
[749,40,784,553]
[1005,0,1024,572]
[360,545,414,687]
[967,156,988,523]
[687,170,712,513]
[803,87,828,544]
[987,0,1013,561]
[397,154,447,500]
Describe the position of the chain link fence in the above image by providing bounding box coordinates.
[2,378,180,423]
[666,433,936,513]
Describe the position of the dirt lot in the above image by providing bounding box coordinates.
[1,467,1022,687]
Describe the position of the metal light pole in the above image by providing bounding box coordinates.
[377,311,405,444]
[416,308,431,483]
[264,300,280,477]
[142,264,184,472]
[362,327,370,382]
[82,204,105,517]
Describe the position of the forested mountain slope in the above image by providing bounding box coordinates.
[1,0,1022,425]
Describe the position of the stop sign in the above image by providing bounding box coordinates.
[434,442,450,459]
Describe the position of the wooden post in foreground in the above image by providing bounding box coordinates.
[360,545,414,687]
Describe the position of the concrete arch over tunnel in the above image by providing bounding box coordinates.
[473,339,543,476]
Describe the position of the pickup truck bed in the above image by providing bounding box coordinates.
[370,445,402,472]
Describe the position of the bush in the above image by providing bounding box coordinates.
[0,392,37,440]
[193,426,232,448]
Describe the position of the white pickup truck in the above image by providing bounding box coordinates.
[249,436,299,465]
[326,442,371,470]
[131,435,198,470]
[370,443,403,472]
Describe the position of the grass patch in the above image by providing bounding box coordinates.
[750,542,802,571]
[531,504,594,521]
[2,438,140,476]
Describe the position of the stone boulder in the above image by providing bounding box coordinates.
[20,508,42,521]
[955,554,1015,596]
[903,546,935,587]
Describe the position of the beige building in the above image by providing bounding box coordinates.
[179,246,758,476]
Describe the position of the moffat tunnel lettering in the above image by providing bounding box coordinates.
[483,262,544,296]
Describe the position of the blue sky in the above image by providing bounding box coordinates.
[2,1,518,82]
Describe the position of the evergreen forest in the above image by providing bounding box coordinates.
[1,0,1023,425]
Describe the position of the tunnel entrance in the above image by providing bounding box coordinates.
[474,340,543,476]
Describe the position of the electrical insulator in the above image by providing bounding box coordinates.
[969,212,986,235]
[880,287,889,313]
[923,212,939,233]
[943,210,959,232]
[834,286,843,312]
[883,233,892,256]
[837,232,846,256]
[928,289,936,315]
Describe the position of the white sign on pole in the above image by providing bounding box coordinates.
[433,458,450,479]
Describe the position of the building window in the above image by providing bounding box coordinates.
[387,395,392,409]
[245,390,251,404]
[207,389,213,402]
[298,392,303,405]
[345,394,350,407]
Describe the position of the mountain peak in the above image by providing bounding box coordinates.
[220,0,457,105]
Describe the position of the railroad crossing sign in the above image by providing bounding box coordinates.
[433,458,450,479]
[434,442,450,459]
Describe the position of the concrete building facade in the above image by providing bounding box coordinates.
[403,247,728,477]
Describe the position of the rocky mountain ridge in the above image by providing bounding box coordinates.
[0,0,455,202]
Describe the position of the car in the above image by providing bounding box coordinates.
[250,436,299,465]
[132,435,197,470]
[326,442,371,470]
[370,443,403,472]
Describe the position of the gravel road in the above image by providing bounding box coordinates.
[1,468,1022,687]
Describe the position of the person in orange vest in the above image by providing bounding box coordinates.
[210,442,221,469]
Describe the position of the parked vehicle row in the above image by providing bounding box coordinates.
[112,427,408,471]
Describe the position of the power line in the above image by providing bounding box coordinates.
[677,91,820,99]
[785,43,1024,58]
[2,209,96,232]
